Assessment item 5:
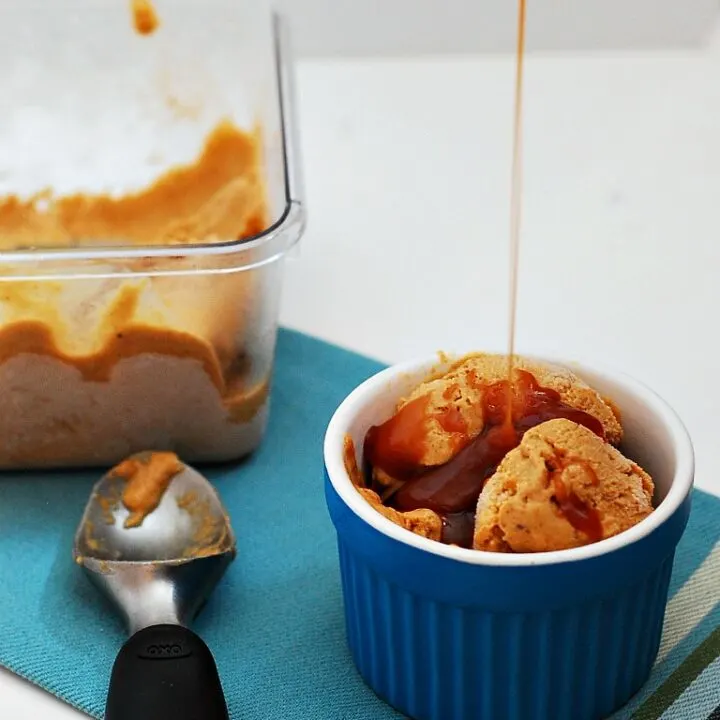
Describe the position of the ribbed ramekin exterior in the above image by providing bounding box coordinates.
[326,475,691,720]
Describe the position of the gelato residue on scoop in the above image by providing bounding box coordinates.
[352,353,654,552]
[114,451,184,528]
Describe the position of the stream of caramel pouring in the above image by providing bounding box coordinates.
[505,0,527,425]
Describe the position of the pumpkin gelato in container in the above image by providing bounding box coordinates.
[0,1,304,468]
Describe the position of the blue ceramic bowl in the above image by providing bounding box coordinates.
[324,355,694,720]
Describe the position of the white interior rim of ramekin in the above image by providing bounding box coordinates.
[324,354,695,567]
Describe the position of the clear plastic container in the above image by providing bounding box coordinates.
[0,1,305,468]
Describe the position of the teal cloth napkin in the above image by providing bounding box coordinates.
[0,329,717,719]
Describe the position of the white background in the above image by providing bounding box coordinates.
[1,1,720,717]
[280,0,719,55]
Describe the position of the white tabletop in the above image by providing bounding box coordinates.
[2,29,720,718]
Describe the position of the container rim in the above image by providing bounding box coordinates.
[0,13,305,278]
[324,353,695,567]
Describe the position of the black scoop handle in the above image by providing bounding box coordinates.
[105,624,229,720]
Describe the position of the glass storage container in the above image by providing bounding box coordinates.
[0,0,305,468]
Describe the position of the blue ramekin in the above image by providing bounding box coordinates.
[324,355,694,720]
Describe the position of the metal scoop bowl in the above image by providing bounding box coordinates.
[74,459,235,720]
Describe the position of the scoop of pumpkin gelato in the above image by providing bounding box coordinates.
[343,434,442,541]
[358,487,442,542]
[372,354,622,490]
[473,418,654,553]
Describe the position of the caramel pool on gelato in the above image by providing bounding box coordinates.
[350,353,655,552]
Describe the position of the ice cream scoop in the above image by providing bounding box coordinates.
[73,454,235,720]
